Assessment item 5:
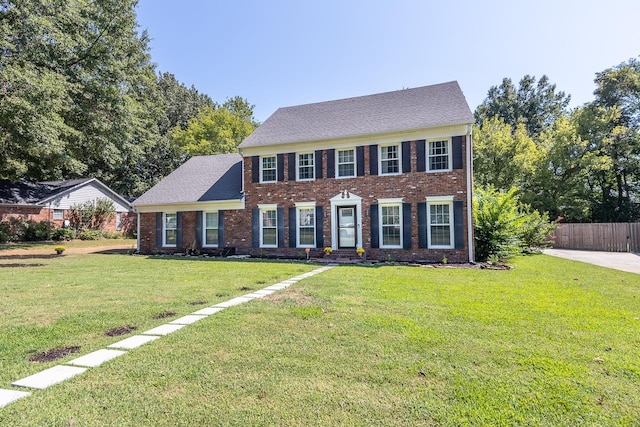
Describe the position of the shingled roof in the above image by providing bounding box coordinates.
[0,178,94,205]
[132,153,243,207]
[238,81,473,149]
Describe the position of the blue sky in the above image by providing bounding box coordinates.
[136,0,640,123]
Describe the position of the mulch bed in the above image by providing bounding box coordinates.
[105,325,137,336]
[29,346,81,363]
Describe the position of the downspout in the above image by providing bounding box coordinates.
[136,210,141,252]
[466,124,474,262]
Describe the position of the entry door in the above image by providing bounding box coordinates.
[338,206,356,248]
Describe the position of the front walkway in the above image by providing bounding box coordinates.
[544,249,640,274]
[0,265,336,409]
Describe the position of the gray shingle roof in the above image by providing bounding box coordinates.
[238,81,473,149]
[0,178,93,205]
[132,153,243,206]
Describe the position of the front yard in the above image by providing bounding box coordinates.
[0,249,639,425]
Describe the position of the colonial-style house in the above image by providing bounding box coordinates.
[0,178,135,233]
[133,81,475,262]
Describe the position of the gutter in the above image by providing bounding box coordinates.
[466,124,474,262]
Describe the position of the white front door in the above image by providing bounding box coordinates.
[337,206,356,248]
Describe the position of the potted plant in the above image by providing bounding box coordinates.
[356,247,365,257]
[54,245,66,255]
[323,247,333,256]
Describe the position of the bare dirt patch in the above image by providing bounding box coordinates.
[0,263,46,268]
[105,325,137,336]
[265,286,313,305]
[188,300,208,306]
[29,346,81,362]
[153,311,176,320]
[238,286,253,291]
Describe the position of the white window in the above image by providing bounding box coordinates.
[261,156,277,183]
[116,212,122,231]
[53,209,64,220]
[428,139,451,171]
[427,198,454,249]
[297,153,315,180]
[163,213,177,247]
[337,149,355,178]
[297,204,316,247]
[203,212,219,247]
[260,207,277,247]
[377,199,403,248]
[380,145,400,175]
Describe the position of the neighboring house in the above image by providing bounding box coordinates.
[133,81,475,262]
[0,178,135,233]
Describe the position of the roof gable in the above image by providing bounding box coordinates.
[238,81,473,149]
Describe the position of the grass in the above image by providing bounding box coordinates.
[1,251,639,425]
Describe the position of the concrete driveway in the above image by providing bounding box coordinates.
[544,249,640,274]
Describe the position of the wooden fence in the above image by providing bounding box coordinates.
[553,223,640,252]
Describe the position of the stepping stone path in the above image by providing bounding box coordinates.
[1,265,335,409]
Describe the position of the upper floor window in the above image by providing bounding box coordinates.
[297,153,315,180]
[380,145,400,175]
[261,156,277,183]
[163,213,177,247]
[429,139,451,171]
[204,212,219,247]
[297,206,316,247]
[337,149,355,178]
[260,208,277,247]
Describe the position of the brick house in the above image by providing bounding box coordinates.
[0,178,135,233]
[133,81,475,262]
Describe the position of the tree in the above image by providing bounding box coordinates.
[156,72,215,135]
[475,75,571,137]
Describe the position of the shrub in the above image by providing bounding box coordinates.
[68,198,115,231]
[24,220,55,241]
[1,217,28,242]
[77,229,102,240]
[52,228,76,241]
[102,231,124,239]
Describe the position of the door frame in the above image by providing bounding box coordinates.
[329,192,362,251]
[337,205,357,249]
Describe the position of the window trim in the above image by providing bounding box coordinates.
[378,200,403,249]
[336,148,356,179]
[296,152,315,181]
[379,144,402,176]
[163,212,177,247]
[260,155,277,183]
[295,202,316,248]
[426,196,454,249]
[258,204,278,248]
[427,138,452,172]
[202,211,219,248]
[52,209,64,220]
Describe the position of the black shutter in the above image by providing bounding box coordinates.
[155,212,162,247]
[452,136,463,170]
[326,149,335,178]
[277,207,285,248]
[370,204,379,248]
[218,211,225,247]
[402,141,411,173]
[416,140,426,172]
[288,153,296,180]
[418,202,427,248]
[315,150,323,179]
[251,156,260,183]
[369,145,378,175]
[356,146,365,176]
[277,154,284,182]
[195,211,203,247]
[251,208,260,248]
[454,201,464,249]
[176,212,183,248]
[289,207,297,248]
[315,206,324,248]
[403,203,412,249]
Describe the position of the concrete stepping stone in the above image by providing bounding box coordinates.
[67,349,126,368]
[108,334,160,350]
[214,296,254,308]
[192,306,225,315]
[252,289,277,296]
[0,389,30,408]
[142,324,187,336]
[12,365,87,390]
[242,292,270,299]
[168,314,206,325]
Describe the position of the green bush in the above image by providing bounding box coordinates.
[77,229,102,240]
[102,231,124,239]
[0,217,28,242]
[52,228,76,241]
[24,220,55,241]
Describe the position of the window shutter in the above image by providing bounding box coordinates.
[315,206,324,248]
[402,141,411,173]
[315,150,323,179]
[452,136,463,169]
[155,212,162,247]
[416,140,426,172]
[356,146,365,176]
[418,202,427,248]
[454,201,464,249]
[288,207,297,248]
[277,207,285,248]
[218,211,225,247]
[326,149,335,178]
[369,145,378,175]
[195,211,203,247]
[176,212,183,248]
[403,203,412,249]
[370,204,379,248]
[288,153,296,180]
[277,154,284,181]
[252,208,259,248]
[251,156,260,183]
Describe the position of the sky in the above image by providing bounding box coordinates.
[136,0,640,123]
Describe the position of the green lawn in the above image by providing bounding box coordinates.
[1,252,639,425]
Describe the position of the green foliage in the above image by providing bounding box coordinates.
[67,198,115,231]
[0,217,59,242]
[24,220,55,241]
[77,229,103,240]
[52,228,75,241]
